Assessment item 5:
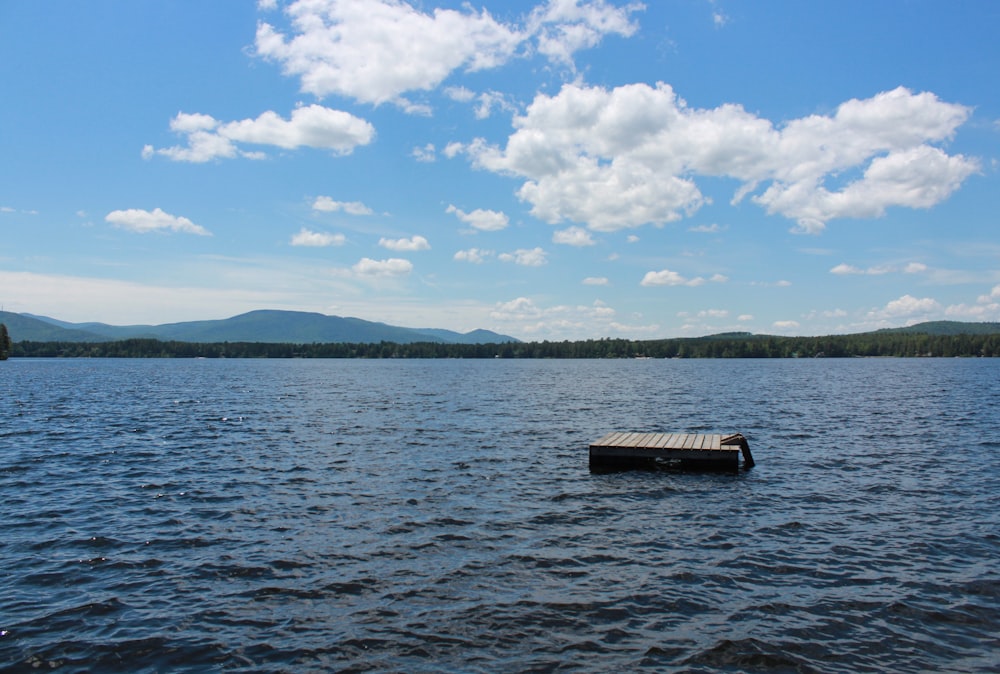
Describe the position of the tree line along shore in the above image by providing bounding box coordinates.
[6,331,1000,359]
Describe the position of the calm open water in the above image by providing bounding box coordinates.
[1,358,999,673]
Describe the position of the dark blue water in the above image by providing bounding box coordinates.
[2,358,998,672]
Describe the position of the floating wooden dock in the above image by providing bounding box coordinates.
[589,432,754,470]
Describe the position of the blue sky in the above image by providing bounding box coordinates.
[2,0,999,340]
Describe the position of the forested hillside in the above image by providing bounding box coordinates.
[11,329,1000,358]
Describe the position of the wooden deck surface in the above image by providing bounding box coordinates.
[589,432,753,469]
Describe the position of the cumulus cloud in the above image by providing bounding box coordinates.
[312,196,374,215]
[454,248,493,263]
[583,276,609,285]
[447,204,509,231]
[491,297,544,321]
[256,0,522,108]
[831,261,929,275]
[831,263,863,275]
[145,105,375,162]
[946,284,1000,320]
[981,284,1000,302]
[350,257,413,277]
[489,296,657,339]
[448,86,517,119]
[379,235,430,251]
[445,86,476,103]
[499,247,548,266]
[412,143,436,162]
[528,0,643,66]
[106,208,210,235]
[291,228,345,246]
[553,226,595,246]
[255,0,642,110]
[461,83,977,233]
[869,294,942,321]
[640,268,706,287]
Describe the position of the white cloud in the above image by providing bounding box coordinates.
[475,90,517,120]
[583,276,608,285]
[982,284,1000,302]
[491,296,544,321]
[1,206,39,215]
[256,0,523,108]
[499,247,548,266]
[528,0,643,66]
[255,0,643,110]
[454,248,493,263]
[640,268,705,287]
[446,204,509,231]
[146,106,375,162]
[412,143,436,162]
[698,309,728,318]
[873,294,942,319]
[946,284,1000,320]
[350,257,413,277]
[291,227,345,247]
[379,235,430,251]
[313,196,373,215]
[488,296,659,339]
[105,208,210,236]
[463,83,977,233]
[738,314,753,321]
[773,320,800,331]
[442,142,465,158]
[449,86,517,119]
[831,261,929,275]
[553,226,595,246]
[445,86,476,103]
[689,223,723,233]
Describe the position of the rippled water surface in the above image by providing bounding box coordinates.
[2,358,999,672]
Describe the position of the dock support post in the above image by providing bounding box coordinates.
[723,433,755,468]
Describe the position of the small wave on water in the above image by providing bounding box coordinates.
[2,358,1000,672]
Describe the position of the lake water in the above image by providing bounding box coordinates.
[1,358,998,672]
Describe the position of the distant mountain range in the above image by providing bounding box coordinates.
[0,310,520,345]
[873,321,1000,336]
[2,310,998,345]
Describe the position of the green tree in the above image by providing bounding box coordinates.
[0,323,10,360]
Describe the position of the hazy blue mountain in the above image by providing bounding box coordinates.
[1,312,107,342]
[874,321,1000,336]
[6,311,996,345]
[4,310,518,344]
